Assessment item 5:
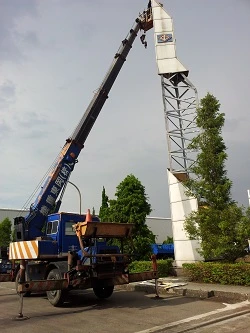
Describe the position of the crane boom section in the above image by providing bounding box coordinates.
[17,11,153,241]
[72,21,141,145]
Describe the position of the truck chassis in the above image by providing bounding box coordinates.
[15,220,158,306]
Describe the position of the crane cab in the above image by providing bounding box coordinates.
[45,212,100,256]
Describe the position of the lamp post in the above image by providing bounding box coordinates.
[68,181,82,215]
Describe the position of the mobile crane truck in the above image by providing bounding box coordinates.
[4,4,158,307]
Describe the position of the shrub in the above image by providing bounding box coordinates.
[183,262,250,285]
[129,259,173,278]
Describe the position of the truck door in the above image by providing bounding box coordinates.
[61,218,80,254]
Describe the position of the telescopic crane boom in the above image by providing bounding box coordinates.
[15,7,153,241]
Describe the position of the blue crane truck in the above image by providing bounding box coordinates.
[4,5,158,307]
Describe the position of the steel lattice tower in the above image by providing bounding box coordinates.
[160,73,198,179]
[151,0,203,266]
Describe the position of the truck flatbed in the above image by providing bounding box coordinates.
[75,221,134,238]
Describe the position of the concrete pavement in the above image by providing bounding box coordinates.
[116,277,250,303]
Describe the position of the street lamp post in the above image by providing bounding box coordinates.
[68,181,82,215]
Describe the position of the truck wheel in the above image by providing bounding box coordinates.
[46,268,68,307]
[93,285,114,299]
[15,270,31,297]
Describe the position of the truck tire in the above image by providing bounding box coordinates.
[93,285,114,299]
[15,270,31,297]
[46,268,68,307]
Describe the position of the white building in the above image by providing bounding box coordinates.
[0,208,28,225]
[145,216,172,244]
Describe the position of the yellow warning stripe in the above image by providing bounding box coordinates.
[9,241,39,260]
[17,242,24,259]
[12,243,18,260]
[31,241,39,257]
[23,242,32,258]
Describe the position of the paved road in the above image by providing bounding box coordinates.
[0,282,249,333]
[187,313,250,333]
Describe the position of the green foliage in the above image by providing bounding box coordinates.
[98,186,110,222]
[183,262,250,286]
[108,174,152,224]
[162,236,173,244]
[129,259,173,278]
[184,93,250,262]
[11,229,16,242]
[0,218,12,247]
[132,233,155,260]
[110,174,155,260]
[185,204,249,261]
[99,174,155,260]
[185,93,232,208]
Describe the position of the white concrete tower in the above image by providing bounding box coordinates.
[151,0,203,266]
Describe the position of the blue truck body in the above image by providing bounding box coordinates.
[151,243,174,259]
[46,212,100,255]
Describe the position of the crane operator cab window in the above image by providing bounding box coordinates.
[65,221,76,236]
[46,220,59,239]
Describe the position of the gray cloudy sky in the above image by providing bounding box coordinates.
[1,0,250,217]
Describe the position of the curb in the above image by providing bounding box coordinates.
[115,283,250,303]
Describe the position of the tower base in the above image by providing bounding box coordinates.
[167,170,203,267]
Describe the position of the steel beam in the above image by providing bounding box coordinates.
[17,279,68,293]
[161,73,198,176]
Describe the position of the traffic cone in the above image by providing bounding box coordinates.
[85,209,92,222]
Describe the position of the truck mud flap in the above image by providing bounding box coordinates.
[17,279,68,293]
[128,271,158,283]
[0,274,12,282]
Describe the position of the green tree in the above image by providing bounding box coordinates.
[163,236,173,244]
[0,218,12,247]
[98,186,110,221]
[185,93,232,208]
[107,174,155,260]
[184,93,249,261]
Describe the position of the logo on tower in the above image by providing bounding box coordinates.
[157,34,173,43]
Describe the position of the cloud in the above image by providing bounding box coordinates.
[0,120,10,141]
[12,111,62,147]
[0,0,38,62]
[226,141,250,208]
[0,80,16,98]
[22,31,39,47]
[0,80,16,114]
[16,111,48,127]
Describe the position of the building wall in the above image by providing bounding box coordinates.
[0,208,28,227]
[145,217,172,244]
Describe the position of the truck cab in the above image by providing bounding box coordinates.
[45,212,100,256]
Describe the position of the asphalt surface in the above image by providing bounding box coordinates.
[1,279,250,333]
[0,282,229,333]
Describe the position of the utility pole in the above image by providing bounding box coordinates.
[247,190,250,207]
[68,181,82,215]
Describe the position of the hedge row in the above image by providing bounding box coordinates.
[183,262,250,286]
[129,259,173,278]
